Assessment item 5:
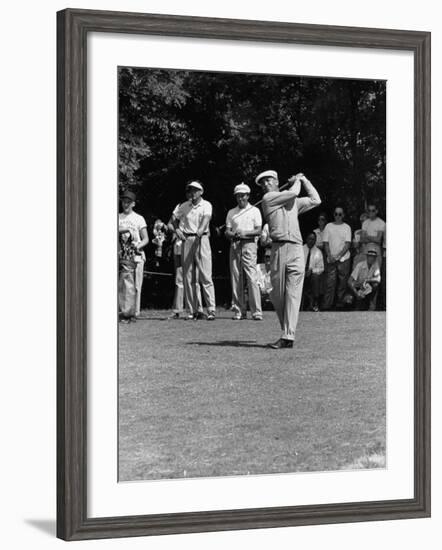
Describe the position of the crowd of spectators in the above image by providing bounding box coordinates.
[119,191,386,319]
[253,203,386,312]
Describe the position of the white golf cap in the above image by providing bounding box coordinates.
[233,183,251,195]
[186,181,204,192]
[255,170,278,185]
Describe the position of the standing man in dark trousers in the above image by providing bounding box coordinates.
[256,170,321,349]
[322,206,352,310]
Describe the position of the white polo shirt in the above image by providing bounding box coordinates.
[303,244,325,274]
[225,204,262,237]
[351,260,381,285]
[323,222,352,262]
[362,217,386,256]
[176,199,213,233]
[362,217,386,239]
[313,227,325,249]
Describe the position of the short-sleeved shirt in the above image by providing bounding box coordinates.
[351,260,381,285]
[303,244,324,275]
[118,211,147,261]
[313,227,325,250]
[362,217,386,255]
[323,222,352,262]
[176,199,213,233]
[225,204,262,238]
[362,217,386,239]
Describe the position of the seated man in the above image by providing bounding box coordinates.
[346,247,381,311]
[302,232,324,311]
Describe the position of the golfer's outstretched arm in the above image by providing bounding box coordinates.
[297,176,321,214]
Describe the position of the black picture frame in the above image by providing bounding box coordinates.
[57,8,431,541]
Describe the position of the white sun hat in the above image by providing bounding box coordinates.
[233,183,251,195]
[186,181,204,192]
[255,170,278,185]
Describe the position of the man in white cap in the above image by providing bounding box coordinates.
[256,170,321,348]
[225,183,263,320]
[347,246,381,310]
[174,180,216,320]
[167,191,203,319]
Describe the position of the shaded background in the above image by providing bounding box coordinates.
[118,67,386,307]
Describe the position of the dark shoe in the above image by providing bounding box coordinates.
[195,311,206,320]
[267,338,293,349]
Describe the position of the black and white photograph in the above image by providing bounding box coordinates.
[117,66,387,482]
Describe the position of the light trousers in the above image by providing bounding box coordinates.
[270,242,305,341]
[135,259,144,316]
[172,254,202,313]
[181,235,216,314]
[119,260,137,318]
[229,241,262,316]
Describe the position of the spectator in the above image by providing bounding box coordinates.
[118,190,149,317]
[313,212,327,303]
[175,181,216,321]
[352,212,369,269]
[118,229,139,323]
[380,227,387,310]
[152,219,167,265]
[167,200,203,319]
[225,183,263,321]
[347,247,381,310]
[302,232,324,311]
[313,212,327,252]
[322,206,352,310]
[361,203,386,266]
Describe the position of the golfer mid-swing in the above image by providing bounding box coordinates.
[256,170,321,349]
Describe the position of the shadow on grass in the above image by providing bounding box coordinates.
[186,340,269,349]
[132,317,169,321]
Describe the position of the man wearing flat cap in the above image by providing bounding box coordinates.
[174,181,216,320]
[256,170,321,348]
[347,246,381,311]
[118,190,149,318]
[225,183,263,320]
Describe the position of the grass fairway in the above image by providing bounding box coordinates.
[119,310,386,481]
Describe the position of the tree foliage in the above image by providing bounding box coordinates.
[119,67,386,231]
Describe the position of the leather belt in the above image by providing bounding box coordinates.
[184,232,208,237]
